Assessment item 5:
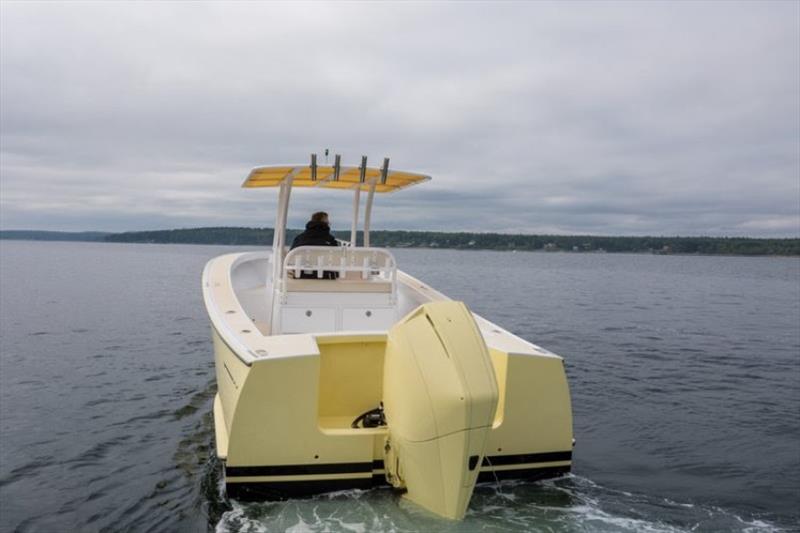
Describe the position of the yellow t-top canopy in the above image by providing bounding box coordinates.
[242,165,431,193]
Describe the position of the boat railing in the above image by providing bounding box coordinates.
[280,246,397,300]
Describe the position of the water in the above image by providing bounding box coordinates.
[0,240,797,532]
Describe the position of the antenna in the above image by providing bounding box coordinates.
[381,157,390,184]
[359,155,368,183]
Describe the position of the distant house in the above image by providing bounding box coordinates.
[544,242,558,251]
[654,244,672,255]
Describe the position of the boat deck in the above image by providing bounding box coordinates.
[203,251,558,365]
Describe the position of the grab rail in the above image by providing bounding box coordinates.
[280,246,397,301]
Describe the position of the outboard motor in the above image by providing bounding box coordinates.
[382,301,499,520]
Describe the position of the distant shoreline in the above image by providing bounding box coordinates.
[2,228,798,256]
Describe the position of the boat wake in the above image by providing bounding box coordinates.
[212,474,784,533]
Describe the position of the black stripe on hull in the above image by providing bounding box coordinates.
[482,450,572,467]
[225,464,570,501]
[477,465,570,483]
[226,462,373,477]
[225,450,571,479]
[372,474,391,486]
[227,477,376,501]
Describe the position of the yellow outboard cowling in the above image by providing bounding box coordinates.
[382,301,499,520]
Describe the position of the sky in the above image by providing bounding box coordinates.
[1,1,798,237]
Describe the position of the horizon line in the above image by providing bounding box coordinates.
[2,227,799,241]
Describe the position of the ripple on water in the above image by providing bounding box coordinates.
[212,476,785,533]
[64,435,135,470]
[0,456,57,489]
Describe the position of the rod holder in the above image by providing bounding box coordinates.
[310,153,317,181]
[381,157,390,184]
[333,154,341,181]
[359,155,368,183]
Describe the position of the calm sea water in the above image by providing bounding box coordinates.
[0,240,798,533]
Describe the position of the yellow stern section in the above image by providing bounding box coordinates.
[210,302,573,519]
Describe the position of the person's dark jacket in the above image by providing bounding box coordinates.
[290,220,338,249]
[290,220,339,279]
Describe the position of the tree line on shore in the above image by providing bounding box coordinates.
[100,227,799,255]
[3,228,797,255]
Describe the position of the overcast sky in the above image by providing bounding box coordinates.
[1,1,798,237]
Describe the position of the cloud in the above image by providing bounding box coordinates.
[1,1,798,236]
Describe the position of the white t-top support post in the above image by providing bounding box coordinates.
[351,155,367,247]
[271,176,294,285]
[350,186,361,247]
[363,179,377,247]
[281,176,294,249]
[271,182,286,284]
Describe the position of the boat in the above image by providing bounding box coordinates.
[202,155,574,520]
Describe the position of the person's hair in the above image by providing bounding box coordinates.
[310,211,329,223]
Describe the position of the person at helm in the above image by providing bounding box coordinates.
[290,211,339,279]
[290,211,338,250]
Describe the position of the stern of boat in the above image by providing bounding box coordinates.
[203,251,573,517]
